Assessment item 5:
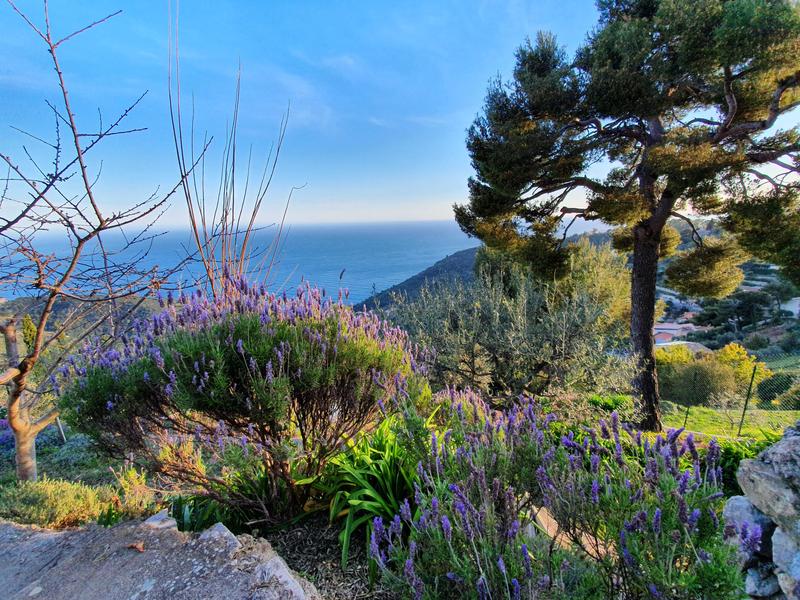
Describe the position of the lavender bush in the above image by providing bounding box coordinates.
[0,419,13,452]
[57,278,429,522]
[374,390,743,599]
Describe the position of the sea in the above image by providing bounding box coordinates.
[11,221,476,305]
[7,218,607,304]
[216,220,478,303]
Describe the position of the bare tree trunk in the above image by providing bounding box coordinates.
[14,428,37,481]
[2,318,38,480]
[631,223,663,431]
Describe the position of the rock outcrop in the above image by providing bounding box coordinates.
[0,515,320,600]
[725,422,800,600]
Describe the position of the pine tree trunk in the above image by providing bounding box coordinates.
[631,225,663,431]
[15,429,37,481]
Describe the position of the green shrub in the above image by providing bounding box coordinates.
[779,330,800,353]
[659,359,738,406]
[168,494,245,533]
[743,333,769,350]
[0,478,115,528]
[386,241,636,399]
[758,372,799,408]
[716,332,737,347]
[756,344,784,358]
[320,415,418,568]
[587,393,633,412]
[657,343,772,408]
[716,434,779,496]
[58,282,427,524]
[109,467,157,518]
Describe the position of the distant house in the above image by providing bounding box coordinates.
[654,331,675,344]
[653,320,710,345]
[654,322,692,335]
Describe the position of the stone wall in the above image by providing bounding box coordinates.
[724,423,800,600]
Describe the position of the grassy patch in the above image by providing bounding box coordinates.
[764,355,800,373]
[0,478,116,528]
[663,402,800,439]
[0,427,117,486]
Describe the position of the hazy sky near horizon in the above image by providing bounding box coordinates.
[0,1,600,225]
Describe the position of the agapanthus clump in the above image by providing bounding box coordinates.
[374,392,742,599]
[57,277,429,522]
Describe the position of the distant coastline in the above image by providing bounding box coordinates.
[361,246,479,309]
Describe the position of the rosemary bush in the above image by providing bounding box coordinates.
[57,278,429,523]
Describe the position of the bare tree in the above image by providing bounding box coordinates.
[0,2,189,480]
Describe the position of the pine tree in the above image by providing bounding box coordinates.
[456,0,800,429]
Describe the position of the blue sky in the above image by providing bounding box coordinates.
[1,1,599,225]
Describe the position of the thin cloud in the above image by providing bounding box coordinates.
[367,116,391,127]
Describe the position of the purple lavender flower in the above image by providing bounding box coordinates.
[400,498,412,522]
[497,555,507,575]
[678,470,691,495]
[404,556,424,600]
[441,515,452,542]
[619,530,635,567]
[511,578,521,600]
[739,522,762,554]
[708,507,719,531]
[446,572,464,584]
[688,508,701,531]
[521,543,533,579]
[369,518,383,564]
[507,519,520,540]
[674,486,690,520]
[389,514,402,539]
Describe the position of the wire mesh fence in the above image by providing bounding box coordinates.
[660,351,800,439]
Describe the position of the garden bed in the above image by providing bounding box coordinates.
[266,512,396,600]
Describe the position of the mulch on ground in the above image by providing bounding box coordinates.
[266,512,398,600]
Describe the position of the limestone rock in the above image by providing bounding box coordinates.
[738,424,800,537]
[728,423,800,599]
[142,508,178,530]
[198,522,241,554]
[252,556,307,599]
[774,529,800,585]
[724,495,776,565]
[0,518,319,599]
[745,563,781,598]
[777,571,800,600]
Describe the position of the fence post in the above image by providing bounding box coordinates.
[737,364,758,437]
